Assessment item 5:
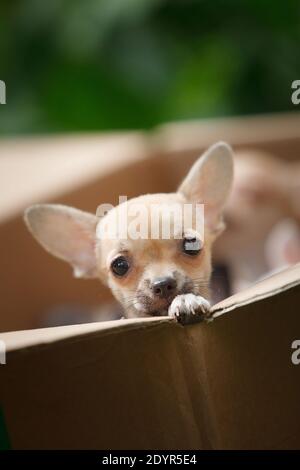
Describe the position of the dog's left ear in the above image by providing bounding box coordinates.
[178,141,234,235]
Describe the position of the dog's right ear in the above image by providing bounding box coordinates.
[24,204,98,278]
[178,141,234,236]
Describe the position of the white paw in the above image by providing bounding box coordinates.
[168,294,211,324]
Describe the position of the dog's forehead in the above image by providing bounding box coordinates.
[97,192,188,236]
[118,192,186,213]
[96,192,198,259]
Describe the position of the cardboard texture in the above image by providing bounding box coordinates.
[0,264,300,449]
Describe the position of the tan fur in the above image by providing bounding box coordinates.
[97,193,213,317]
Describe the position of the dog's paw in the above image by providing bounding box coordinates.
[168,294,212,325]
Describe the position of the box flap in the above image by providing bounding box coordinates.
[212,263,300,316]
[1,263,299,353]
[0,264,300,449]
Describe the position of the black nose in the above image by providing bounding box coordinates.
[152,277,177,298]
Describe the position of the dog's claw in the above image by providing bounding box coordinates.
[168,293,212,325]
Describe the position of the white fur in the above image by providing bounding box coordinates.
[168,293,211,320]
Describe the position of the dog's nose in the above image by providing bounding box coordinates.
[152,277,177,298]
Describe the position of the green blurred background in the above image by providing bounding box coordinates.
[1,0,299,135]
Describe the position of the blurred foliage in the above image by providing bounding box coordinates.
[0,0,300,134]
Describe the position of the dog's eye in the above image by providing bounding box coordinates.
[111,256,130,277]
[182,237,202,256]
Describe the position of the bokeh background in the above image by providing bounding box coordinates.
[1,0,300,135]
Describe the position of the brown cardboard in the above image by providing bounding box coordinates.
[0,264,300,449]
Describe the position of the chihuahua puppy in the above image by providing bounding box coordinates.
[25,142,233,322]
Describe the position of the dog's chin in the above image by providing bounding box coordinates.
[136,296,176,317]
[147,308,169,317]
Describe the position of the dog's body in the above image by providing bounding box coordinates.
[214,150,300,293]
[25,142,234,322]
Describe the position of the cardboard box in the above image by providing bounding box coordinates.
[0,113,300,449]
[0,264,300,449]
[1,112,300,333]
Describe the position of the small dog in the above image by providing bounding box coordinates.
[24,142,233,323]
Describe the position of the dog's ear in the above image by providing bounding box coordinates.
[178,141,234,235]
[24,204,98,278]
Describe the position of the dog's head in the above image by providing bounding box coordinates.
[25,142,233,317]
